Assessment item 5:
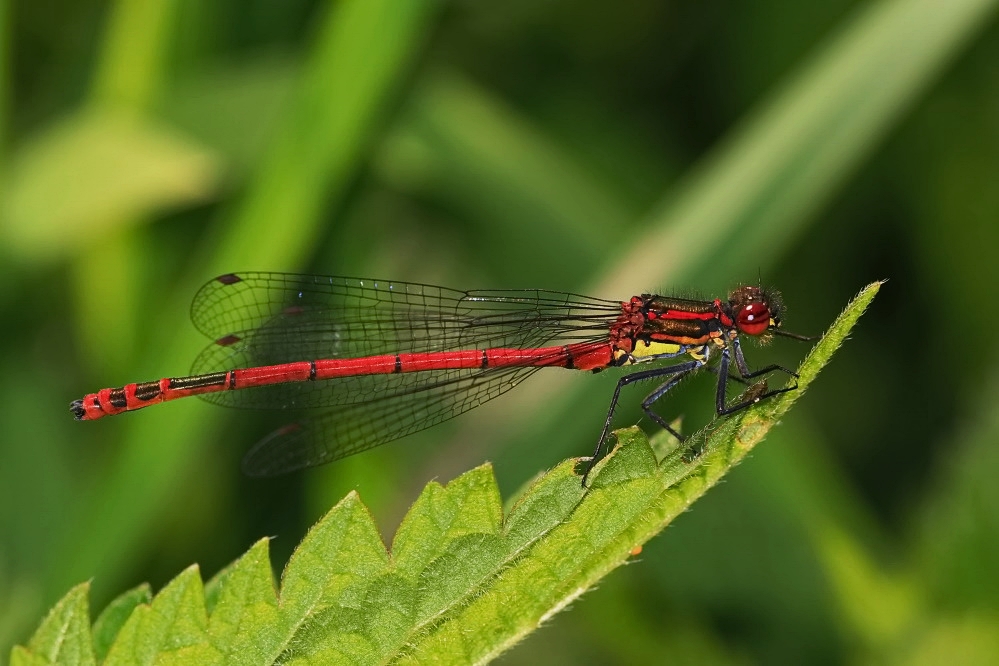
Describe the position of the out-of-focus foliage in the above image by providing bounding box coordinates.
[1,0,998,663]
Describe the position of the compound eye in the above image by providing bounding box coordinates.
[736,302,771,336]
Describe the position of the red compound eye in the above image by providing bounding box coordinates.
[736,302,771,336]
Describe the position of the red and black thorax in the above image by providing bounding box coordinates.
[608,295,735,364]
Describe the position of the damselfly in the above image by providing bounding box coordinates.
[72,273,810,481]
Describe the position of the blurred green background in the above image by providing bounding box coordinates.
[2,0,999,662]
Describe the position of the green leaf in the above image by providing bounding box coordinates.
[205,539,280,660]
[91,584,151,662]
[268,492,390,662]
[12,583,94,666]
[103,566,219,666]
[15,285,877,664]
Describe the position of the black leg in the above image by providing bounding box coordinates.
[715,345,797,416]
[705,364,750,386]
[640,370,697,436]
[731,337,798,381]
[582,359,702,486]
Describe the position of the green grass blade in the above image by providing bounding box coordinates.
[374,71,634,285]
[0,0,9,156]
[208,0,442,272]
[89,0,177,109]
[603,0,997,296]
[16,284,878,664]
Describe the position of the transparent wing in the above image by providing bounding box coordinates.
[190,272,619,352]
[189,272,618,410]
[186,273,621,474]
[240,364,546,477]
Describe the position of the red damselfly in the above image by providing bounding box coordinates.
[72,273,811,481]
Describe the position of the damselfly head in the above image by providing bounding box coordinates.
[728,285,784,337]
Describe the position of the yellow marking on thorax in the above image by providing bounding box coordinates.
[688,346,708,362]
[632,339,683,359]
[615,339,690,365]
